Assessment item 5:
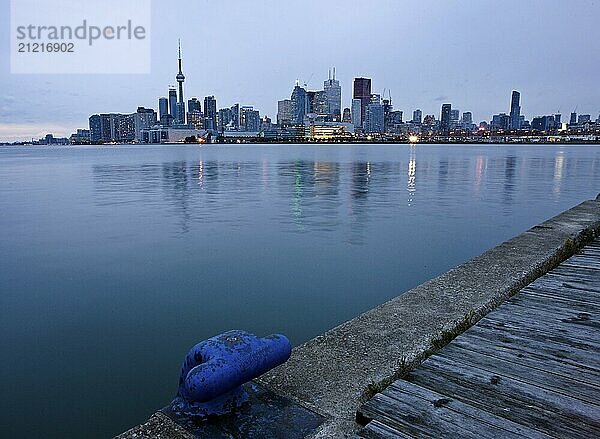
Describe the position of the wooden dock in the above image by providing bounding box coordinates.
[357,239,600,438]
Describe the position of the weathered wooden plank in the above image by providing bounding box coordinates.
[543,272,600,293]
[359,388,532,439]
[358,420,414,439]
[506,290,600,315]
[406,357,600,438]
[385,380,554,438]
[551,264,600,279]
[483,300,599,331]
[520,285,600,309]
[477,317,600,352]
[452,330,600,385]
[562,261,600,271]
[437,342,600,404]
[526,276,600,302]
[481,312,600,347]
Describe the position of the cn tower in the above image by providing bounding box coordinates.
[176,39,186,124]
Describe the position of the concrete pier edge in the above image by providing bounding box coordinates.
[117,195,600,438]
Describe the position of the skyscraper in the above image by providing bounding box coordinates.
[204,96,217,130]
[351,99,362,129]
[188,98,201,114]
[440,104,452,131]
[570,112,577,125]
[365,102,384,134]
[342,108,351,123]
[291,82,308,125]
[323,68,342,121]
[168,87,178,122]
[158,97,169,122]
[353,77,372,127]
[412,109,422,124]
[509,91,521,130]
[450,109,460,126]
[176,40,186,124]
[277,99,293,126]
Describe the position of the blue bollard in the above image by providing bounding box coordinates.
[170,330,292,418]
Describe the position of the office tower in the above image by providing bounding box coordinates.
[168,87,178,121]
[440,104,452,131]
[175,40,186,124]
[342,108,351,123]
[450,109,460,126]
[204,96,217,130]
[240,106,260,131]
[461,112,473,126]
[291,81,308,124]
[365,102,384,134]
[578,114,591,124]
[323,68,342,121]
[158,98,169,122]
[277,99,293,126]
[217,108,232,130]
[570,112,577,125]
[509,90,521,130]
[230,104,240,130]
[412,109,422,124]
[490,113,511,130]
[351,99,362,128]
[188,98,201,114]
[554,114,561,126]
[353,77,372,127]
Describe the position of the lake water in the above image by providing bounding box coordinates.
[1,144,599,437]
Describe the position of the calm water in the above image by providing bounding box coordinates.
[1,144,599,437]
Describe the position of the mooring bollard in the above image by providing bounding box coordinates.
[170,330,292,418]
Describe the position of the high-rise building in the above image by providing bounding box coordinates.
[342,108,351,123]
[412,109,422,124]
[307,90,327,116]
[230,104,240,130]
[277,99,293,126]
[509,91,521,130]
[365,102,384,134]
[217,108,232,130]
[570,112,577,125]
[490,113,511,131]
[240,106,260,131]
[353,77,372,127]
[168,87,178,122]
[89,115,102,142]
[323,68,341,121]
[291,82,308,125]
[188,98,201,114]
[158,97,169,122]
[440,104,452,131]
[175,40,186,124]
[461,112,473,127]
[204,96,217,130]
[450,109,460,126]
[351,99,362,129]
[578,114,591,124]
[134,107,157,141]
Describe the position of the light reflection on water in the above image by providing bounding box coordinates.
[0,144,599,439]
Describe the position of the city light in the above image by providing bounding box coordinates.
[408,135,419,143]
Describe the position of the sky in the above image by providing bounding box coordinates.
[1,0,599,142]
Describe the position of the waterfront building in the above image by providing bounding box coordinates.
[134,107,157,141]
[412,109,422,124]
[168,87,178,122]
[204,96,217,130]
[291,82,308,125]
[307,90,328,117]
[187,110,203,129]
[69,129,91,144]
[353,77,372,127]
[305,122,354,139]
[323,68,342,121]
[230,104,240,130]
[116,114,136,142]
[440,103,452,131]
[158,97,169,123]
[351,99,362,129]
[240,106,260,132]
[365,102,384,134]
[175,40,186,125]
[277,99,293,126]
[531,115,557,132]
[89,115,102,142]
[218,107,232,130]
[188,98,201,114]
[450,109,460,126]
[509,90,521,130]
[578,114,591,124]
[570,112,577,125]
[490,113,511,131]
[342,108,351,123]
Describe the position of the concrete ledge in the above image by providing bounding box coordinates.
[257,196,600,438]
[118,196,600,438]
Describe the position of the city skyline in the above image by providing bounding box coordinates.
[1,0,600,141]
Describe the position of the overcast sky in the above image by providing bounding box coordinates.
[1,0,599,141]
